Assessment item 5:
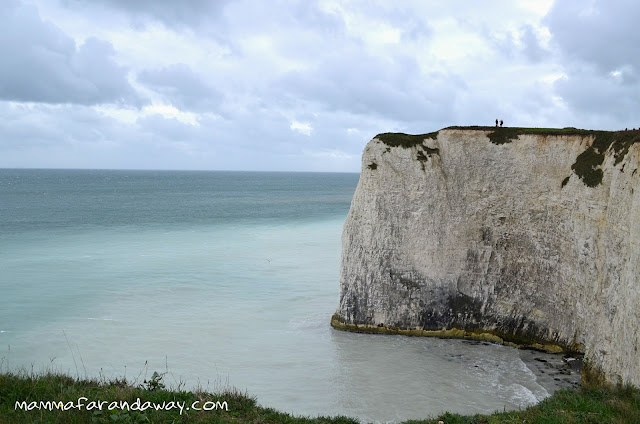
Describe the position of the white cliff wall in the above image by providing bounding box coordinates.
[334,128,640,386]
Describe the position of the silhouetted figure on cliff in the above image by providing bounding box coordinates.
[500,120,503,127]
[496,119,498,127]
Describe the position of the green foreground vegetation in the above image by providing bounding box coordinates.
[1,371,639,424]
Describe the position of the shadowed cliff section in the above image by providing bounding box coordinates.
[334,126,640,387]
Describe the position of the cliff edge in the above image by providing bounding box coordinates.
[333,127,640,386]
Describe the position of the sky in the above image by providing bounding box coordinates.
[1,0,639,172]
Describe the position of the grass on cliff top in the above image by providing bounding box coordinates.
[445,125,596,135]
[2,371,640,424]
[375,131,439,148]
[376,126,640,188]
[375,127,599,148]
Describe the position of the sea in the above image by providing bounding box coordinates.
[0,169,581,423]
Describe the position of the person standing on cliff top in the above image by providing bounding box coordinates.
[500,120,503,127]
[496,119,498,127]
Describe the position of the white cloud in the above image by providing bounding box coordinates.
[290,121,313,136]
[303,149,355,160]
[95,103,200,126]
[143,104,200,126]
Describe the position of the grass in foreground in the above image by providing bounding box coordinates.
[405,385,640,424]
[1,371,639,424]
[0,370,357,424]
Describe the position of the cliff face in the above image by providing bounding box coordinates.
[334,127,640,386]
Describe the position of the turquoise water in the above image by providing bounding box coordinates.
[0,169,579,423]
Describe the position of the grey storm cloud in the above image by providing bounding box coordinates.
[275,51,460,123]
[64,0,230,28]
[137,64,223,112]
[0,102,125,152]
[0,1,140,105]
[545,0,640,73]
[485,24,549,63]
[546,0,640,125]
[519,25,548,62]
[554,67,640,124]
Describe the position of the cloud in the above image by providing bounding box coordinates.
[290,121,312,136]
[0,1,140,105]
[489,24,550,62]
[274,49,460,124]
[545,0,640,127]
[519,25,548,62]
[3,0,640,171]
[545,0,640,73]
[137,64,223,112]
[553,67,640,126]
[0,100,367,171]
[63,0,230,29]
[303,148,355,161]
[0,101,129,157]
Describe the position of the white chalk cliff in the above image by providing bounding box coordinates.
[333,127,640,386]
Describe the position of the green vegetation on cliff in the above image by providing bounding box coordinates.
[375,131,438,148]
[330,314,569,353]
[374,132,440,170]
[1,371,639,424]
[375,126,640,188]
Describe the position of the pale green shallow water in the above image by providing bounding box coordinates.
[0,169,579,423]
